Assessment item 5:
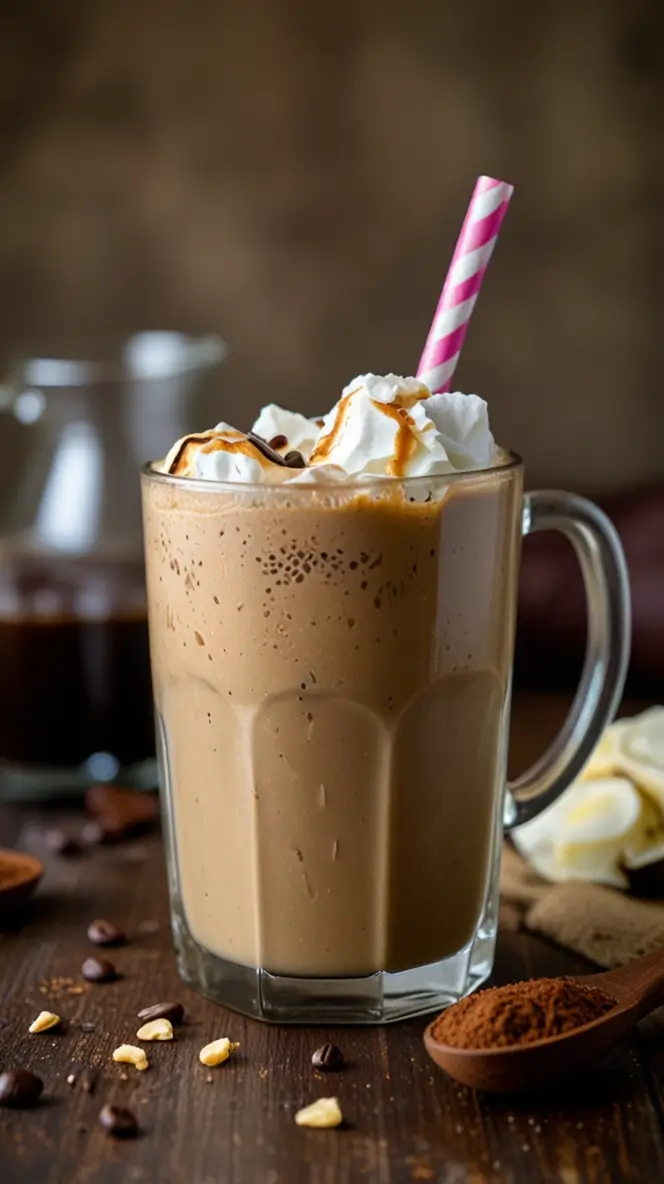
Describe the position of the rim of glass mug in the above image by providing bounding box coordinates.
[2,331,227,392]
[142,448,523,495]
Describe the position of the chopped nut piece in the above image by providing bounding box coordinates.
[112,1044,148,1071]
[295,1097,343,1128]
[29,1010,61,1034]
[199,1037,240,1067]
[66,1074,77,1087]
[136,1018,173,1042]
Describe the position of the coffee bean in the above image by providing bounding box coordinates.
[98,1103,138,1138]
[87,919,126,947]
[284,450,306,468]
[80,821,106,846]
[44,828,81,856]
[311,1043,344,1071]
[82,956,117,983]
[0,1069,44,1108]
[137,1001,184,1026]
[268,434,288,450]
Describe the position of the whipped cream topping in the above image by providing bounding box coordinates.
[163,425,282,483]
[250,405,323,461]
[309,375,495,478]
[159,374,497,484]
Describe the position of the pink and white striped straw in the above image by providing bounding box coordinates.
[416,175,514,394]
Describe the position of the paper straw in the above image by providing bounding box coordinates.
[416,175,514,394]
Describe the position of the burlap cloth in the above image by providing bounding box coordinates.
[500,843,664,967]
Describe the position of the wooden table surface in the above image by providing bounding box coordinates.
[1,694,663,1184]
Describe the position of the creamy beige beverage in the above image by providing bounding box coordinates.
[144,450,522,976]
[141,354,631,1022]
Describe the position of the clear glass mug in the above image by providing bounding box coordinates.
[142,454,630,1023]
[0,332,226,799]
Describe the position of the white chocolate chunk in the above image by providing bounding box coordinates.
[513,777,642,888]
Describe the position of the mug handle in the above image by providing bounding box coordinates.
[504,490,631,829]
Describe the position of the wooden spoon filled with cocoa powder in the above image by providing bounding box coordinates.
[0,849,43,925]
[424,947,664,1093]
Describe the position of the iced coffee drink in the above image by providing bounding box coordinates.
[143,375,524,1015]
[142,171,631,1020]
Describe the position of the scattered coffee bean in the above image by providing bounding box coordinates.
[98,1103,138,1138]
[45,828,82,856]
[311,1043,344,1071]
[284,450,306,468]
[268,434,288,451]
[87,919,126,947]
[82,956,117,983]
[137,1000,184,1027]
[0,1069,44,1108]
[80,820,106,846]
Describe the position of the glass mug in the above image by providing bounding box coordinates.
[0,332,226,799]
[142,454,630,1023]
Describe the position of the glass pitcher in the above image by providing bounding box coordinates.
[0,332,227,799]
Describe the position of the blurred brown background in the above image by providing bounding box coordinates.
[0,0,662,492]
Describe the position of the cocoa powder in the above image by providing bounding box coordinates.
[431,977,615,1050]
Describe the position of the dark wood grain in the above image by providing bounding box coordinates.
[1,695,664,1182]
[0,1,663,500]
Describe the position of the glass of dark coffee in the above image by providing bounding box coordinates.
[0,333,227,798]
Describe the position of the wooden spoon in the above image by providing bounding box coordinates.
[0,848,43,925]
[424,947,664,1094]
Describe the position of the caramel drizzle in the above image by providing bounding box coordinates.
[371,401,418,478]
[168,432,224,474]
[309,385,427,475]
[309,389,358,465]
[168,430,274,475]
